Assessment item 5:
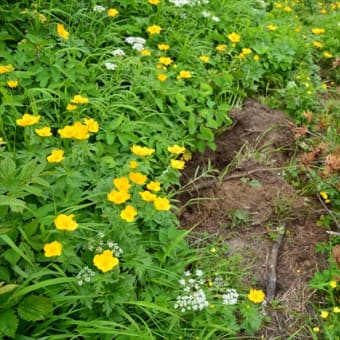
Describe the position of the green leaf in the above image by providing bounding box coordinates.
[0,309,18,338]
[249,179,262,188]
[17,295,53,321]
[0,195,26,213]
[0,283,18,295]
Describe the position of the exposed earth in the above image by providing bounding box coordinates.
[177,99,329,339]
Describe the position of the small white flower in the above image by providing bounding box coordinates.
[179,279,186,286]
[93,5,106,13]
[212,16,220,22]
[77,280,83,286]
[105,62,117,70]
[202,10,211,17]
[222,288,239,305]
[195,269,203,277]
[132,43,144,51]
[111,49,126,57]
[184,270,191,277]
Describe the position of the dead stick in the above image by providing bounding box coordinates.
[265,225,286,305]
[185,167,284,193]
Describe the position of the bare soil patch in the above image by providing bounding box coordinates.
[178,99,328,338]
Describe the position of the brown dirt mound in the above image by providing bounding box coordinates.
[178,99,328,338]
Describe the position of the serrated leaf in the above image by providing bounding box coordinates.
[17,295,53,321]
[0,309,18,338]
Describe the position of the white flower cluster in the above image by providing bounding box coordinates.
[88,234,123,257]
[222,288,239,305]
[201,10,220,21]
[125,37,146,51]
[169,0,209,6]
[76,266,95,286]
[111,48,126,57]
[104,62,117,70]
[174,269,209,312]
[93,5,106,13]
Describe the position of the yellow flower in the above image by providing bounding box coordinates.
[66,104,77,111]
[43,241,62,257]
[210,247,216,253]
[139,190,157,202]
[199,55,210,63]
[157,73,167,82]
[0,64,14,74]
[147,181,161,192]
[333,307,340,313]
[267,24,278,31]
[56,23,69,40]
[323,52,333,58]
[71,94,89,104]
[253,55,260,61]
[140,49,152,56]
[54,214,78,231]
[158,56,173,66]
[0,137,6,145]
[35,126,52,137]
[329,280,337,288]
[72,122,90,140]
[320,310,329,319]
[16,113,41,127]
[216,44,227,52]
[107,189,131,204]
[7,80,18,88]
[321,83,327,90]
[131,145,155,156]
[108,8,119,17]
[242,48,252,55]
[83,118,99,132]
[275,2,283,8]
[168,144,186,154]
[129,172,147,185]
[154,197,170,211]
[58,125,75,138]
[177,70,192,79]
[284,6,292,12]
[47,149,65,163]
[247,288,265,303]
[129,160,138,169]
[170,159,185,170]
[227,32,241,43]
[312,327,320,333]
[312,28,325,34]
[120,205,137,222]
[158,44,169,50]
[113,177,131,192]
[320,191,328,200]
[312,41,323,48]
[93,250,119,272]
[149,0,160,4]
[147,25,162,35]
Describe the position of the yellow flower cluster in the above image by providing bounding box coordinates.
[320,191,330,203]
[168,144,186,170]
[58,118,99,140]
[108,8,119,17]
[43,214,79,257]
[107,145,179,222]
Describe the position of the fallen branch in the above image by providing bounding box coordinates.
[264,225,286,306]
[185,167,285,194]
